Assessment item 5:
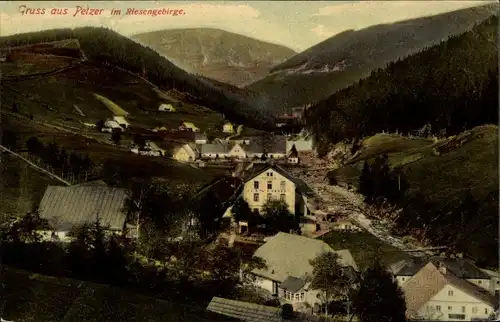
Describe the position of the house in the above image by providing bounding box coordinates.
[250,233,358,311]
[241,164,314,216]
[332,217,361,232]
[223,122,235,134]
[172,143,198,162]
[390,256,496,294]
[402,261,498,321]
[152,126,169,132]
[37,184,135,241]
[299,216,319,235]
[262,136,288,159]
[227,143,248,159]
[286,133,314,152]
[112,116,130,129]
[179,121,200,132]
[229,137,251,145]
[195,133,208,144]
[102,120,123,133]
[287,145,299,164]
[199,143,231,159]
[158,103,176,112]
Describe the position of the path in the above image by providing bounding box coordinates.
[293,170,424,255]
[0,144,71,186]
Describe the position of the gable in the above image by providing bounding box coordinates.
[428,284,494,308]
[245,169,295,190]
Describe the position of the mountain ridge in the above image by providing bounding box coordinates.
[246,3,499,113]
[131,28,296,87]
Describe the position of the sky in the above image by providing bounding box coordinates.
[0,1,496,51]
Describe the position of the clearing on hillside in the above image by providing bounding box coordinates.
[93,93,129,116]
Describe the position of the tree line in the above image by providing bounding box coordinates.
[306,15,498,150]
[0,213,265,307]
[25,136,93,182]
[0,27,276,130]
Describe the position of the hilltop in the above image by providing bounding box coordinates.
[246,3,498,113]
[131,28,296,87]
[0,27,275,129]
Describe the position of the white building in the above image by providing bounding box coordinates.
[172,143,198,162]
[250,233,358,311]
[390,257,497,295]
[402,262,497,321]
[112,116,130,129]
[199,143,231,159]
[240,164,314,216]
[158,103,176,112]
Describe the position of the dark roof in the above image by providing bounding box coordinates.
[207,297,282,322]
[38,185,128,231]
[392,257,491,279]
[280,276,306,293]
[244,164,314,196]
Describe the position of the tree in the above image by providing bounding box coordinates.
[11,102,19,113]
[353,259,407,322]
[261,200,299,234]
[281,304,295,319]
[1,130,18,150]
[231,197,253,224]
[133,135,146,148]
[310,252,358,317]
[359,161,374,202]
[2,211,51,243]
[111,130,121,145]
[96,120,105,131]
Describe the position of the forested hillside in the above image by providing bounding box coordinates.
[306,15,498,149]
[0,27,275,129]
[246,3,497,114]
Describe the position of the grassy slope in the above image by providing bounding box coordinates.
[246,3,498,113]
[0,153,60,216]
[0,267,233,322]
[131,28,296,87]
[330,125,498,207]
[1,54,225,132]
[321,231,410,271]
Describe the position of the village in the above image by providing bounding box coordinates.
[13,105,497,321]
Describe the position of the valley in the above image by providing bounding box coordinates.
[0,4,498,321]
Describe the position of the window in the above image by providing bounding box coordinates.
[448,306,452,311]
[280,181,286,190]
[401,277,405,282]
[436,305,441,311]
[280,194,286,201]
[295,293,300,301]
[267,193,272,201]
[478,280,482,284]
[472,307,478,314]
[267,181,272,189]
[300,293,305,301]
[254,181,259,189]
[448,290,454,296]
[267,172,273,177]
[461,306,465,313]
[485,308,489,314]
[253,193,259,202]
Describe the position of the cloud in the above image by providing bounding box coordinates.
[310,24,333,38]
